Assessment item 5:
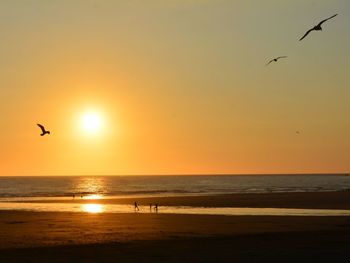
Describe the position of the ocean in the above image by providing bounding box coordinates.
[0,174,349,199]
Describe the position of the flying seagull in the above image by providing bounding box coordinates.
[266,56,287,66]
[37,124,50,136]
[299,14,338,41]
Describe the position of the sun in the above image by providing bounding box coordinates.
[81,112,102,134]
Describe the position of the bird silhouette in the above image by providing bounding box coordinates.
[266,56,287,66]
[37,124,50,136]
[299,14,338,41]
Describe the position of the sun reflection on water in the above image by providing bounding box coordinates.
[81,204,104,213]
[84,194,104,200]
[74,177,106,200]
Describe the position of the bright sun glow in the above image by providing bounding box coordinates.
[81,112,102,134]
[81,204,104,213]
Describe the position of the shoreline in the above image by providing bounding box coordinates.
[4,191,350,210]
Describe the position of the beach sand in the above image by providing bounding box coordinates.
[1,192,350,262]
[19,191,350,209]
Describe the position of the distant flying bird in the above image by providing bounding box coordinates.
[37,124,50,136]
[299,14,338,41]
[266,56,287,66]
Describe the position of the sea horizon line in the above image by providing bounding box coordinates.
[0,173,349,177]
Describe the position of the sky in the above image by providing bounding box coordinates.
[0,0,349,176]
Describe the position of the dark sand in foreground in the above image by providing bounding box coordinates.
[1,192,350,262]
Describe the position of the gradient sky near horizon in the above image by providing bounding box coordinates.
[1,0,349,176]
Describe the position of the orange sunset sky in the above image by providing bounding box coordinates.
[0,0,349,176]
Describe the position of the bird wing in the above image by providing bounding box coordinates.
[299,28,313,41]
[266,59,274,66]
[276,56,287,60]
[265,59,274,66]
[317,14,338,27]
[37,124,46,132]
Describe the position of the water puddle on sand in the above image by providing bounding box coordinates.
[0,202,349,216]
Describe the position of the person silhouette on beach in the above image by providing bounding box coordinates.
[154,203,158,213]
[149,204,152,212]
[134,201,139,211]
[72,194,75,199]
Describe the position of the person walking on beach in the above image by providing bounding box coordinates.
[154,203,158,213]
[134,201,140,211]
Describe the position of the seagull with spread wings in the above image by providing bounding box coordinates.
[37,124,50,136]
[299,14,338,41]
[266,56,287,66]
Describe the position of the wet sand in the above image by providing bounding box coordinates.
[14,191,350,209]
[103,191,350,209]
[1,192,350,262]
